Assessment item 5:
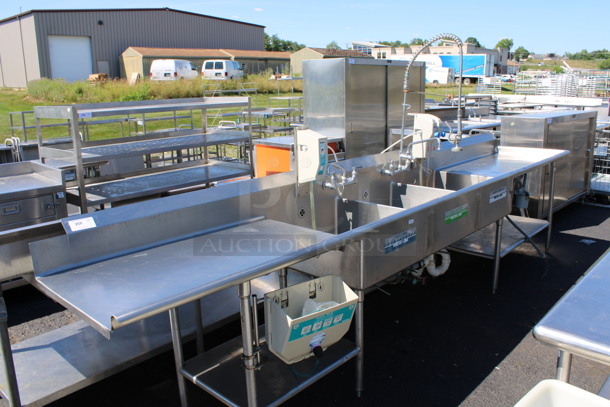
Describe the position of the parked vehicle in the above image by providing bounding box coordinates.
[202,60,244,80]
[425,66,455,85]
[149,59,198,81]
[388,54,493,85]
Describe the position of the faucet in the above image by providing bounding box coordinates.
[405,137,441,158]
[400,33,464,153]
[322,164,358,196]
[381,137,441,176]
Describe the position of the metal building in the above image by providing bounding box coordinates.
[121,47,291,79]
[0,8,265,88]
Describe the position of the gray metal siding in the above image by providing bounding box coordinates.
[34,10,264,79]
[0,15,39,87]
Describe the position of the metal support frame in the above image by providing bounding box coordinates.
[556,350,572,382]
[194,300,204,354]
[0,297,20,407]
[169,307,188,407]
[238,281,257,407]
[355,240,365,397]
[505,216,545,259]
[491,160,559,294]
[546,162,557,252]
[278,268,288,289]
[355,289,365,398]
[492,217,504,294]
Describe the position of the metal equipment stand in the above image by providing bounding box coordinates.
[170,275,361,407]
[449,162,558,293]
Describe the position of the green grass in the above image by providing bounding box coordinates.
[0,87,304,141]
[0,80,510,141]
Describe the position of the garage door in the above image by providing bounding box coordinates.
[49,36,93,81]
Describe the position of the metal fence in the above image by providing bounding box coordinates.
[514,72,605,98]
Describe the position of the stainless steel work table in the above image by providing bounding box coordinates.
[0,162,64,201]
[30,218,333,336]
[533,249,610,382]
[441,146,569,293]
[34,97,253,213]
[28,217,360,406]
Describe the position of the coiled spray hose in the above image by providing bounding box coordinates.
[400,33,465,153]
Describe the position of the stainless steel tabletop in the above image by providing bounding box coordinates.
[30,218,334,337]
[0,162,64,200]
[81,131,248,159]
[439,146,569,179]
[79,162,251,205]
[534,249,610,364]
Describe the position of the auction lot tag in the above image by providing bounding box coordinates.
[68,217,97,232]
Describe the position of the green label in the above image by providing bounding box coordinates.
[444,204,468,224]
[288,304,356,342]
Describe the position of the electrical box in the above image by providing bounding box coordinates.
[264,275,358,364]
[295,129,328,185]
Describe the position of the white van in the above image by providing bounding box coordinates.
[201,60,244,80]
[149,59,198,81]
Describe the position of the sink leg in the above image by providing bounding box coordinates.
[355,289,365,398]
[169,307,188,407]
[492,217,504,294]
[194,299,204,354]
[546,162,557,253]
[556,350,572,382]
[278,268,288,289]
[239,281,258,407]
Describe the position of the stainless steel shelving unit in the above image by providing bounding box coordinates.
[34,97,253,213]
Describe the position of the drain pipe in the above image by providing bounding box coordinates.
[400,33,464,153]
[424,249,451,277]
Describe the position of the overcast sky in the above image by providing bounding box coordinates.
[7,0,607,55]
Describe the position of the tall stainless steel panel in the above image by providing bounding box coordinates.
[500,110,596,217]
[304,58,424,159]
[345,63,386,157]
[387,62,425,147]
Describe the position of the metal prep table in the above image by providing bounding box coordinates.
[440,146,569,293]
[27,215,364,407]
[0,161,67,232]
[34,97,254,213]
[3,141,571,406]
[73,131,252,207]
[533,249,610,383]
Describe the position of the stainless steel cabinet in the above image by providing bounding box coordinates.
[501,110,596,218]
[303,58,425,158]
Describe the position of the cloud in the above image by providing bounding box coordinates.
[254,8,264,12]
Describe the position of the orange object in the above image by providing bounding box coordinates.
[255,145,292,178]
[327,142,339,155]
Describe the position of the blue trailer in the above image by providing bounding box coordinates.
[388,53,495,84]
[438,54,494,84]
